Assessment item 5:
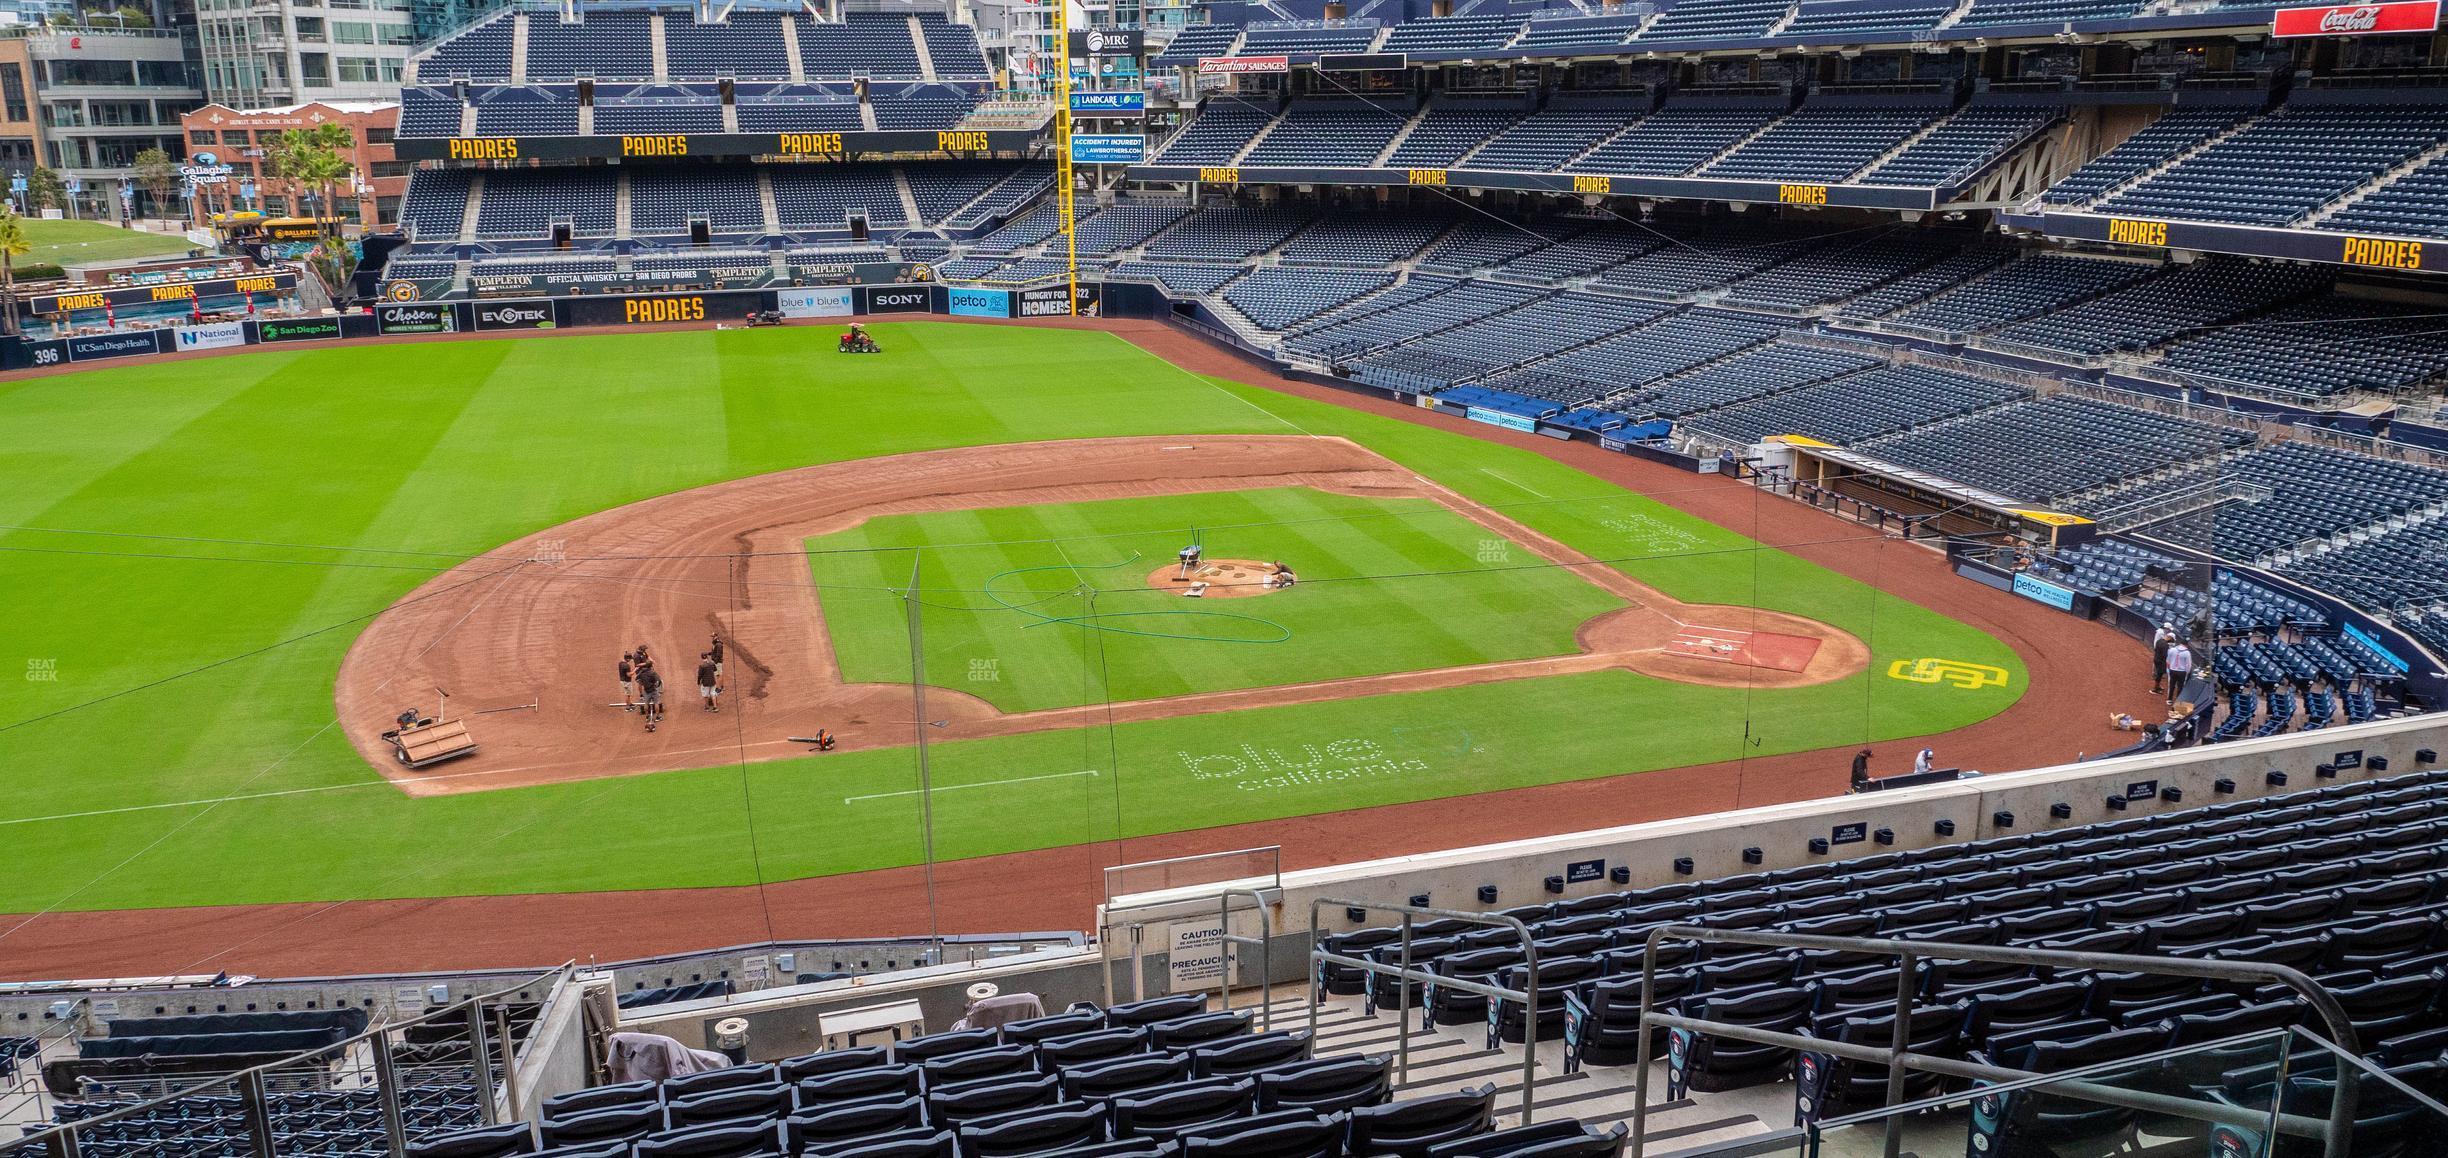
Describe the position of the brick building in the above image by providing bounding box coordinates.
[178,99,404,226]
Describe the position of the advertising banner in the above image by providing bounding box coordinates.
[256,317,343,343]
[2011,572,2078,612]
[1069,27,1145,56]
[14,338,68,369]
[393,128,1039,164]
[776,286,855,318]
[1197,55,1290,74]
[1017,283,1100,318]
[1466,408,1538,434]
[375,303,456,335]
[21,272,296,318]
[174,321,248,351]
[1319,52,1408,71]
[473,301,556,331]
[2273,0,2438,35]
[1070,90,1147,114]
[947,287,1012,318]
[863,286,935,314]
[1070,134,1148,164]
[67,330,165,361]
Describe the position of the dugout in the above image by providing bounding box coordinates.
[1761,436,2097,549]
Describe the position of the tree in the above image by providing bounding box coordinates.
[134,146,177,215]
[267,123,360,286]
[26,167,65,213]
[0,206,31,337]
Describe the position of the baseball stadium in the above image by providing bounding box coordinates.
[5,0,2448,1153]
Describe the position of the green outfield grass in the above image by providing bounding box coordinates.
[0,322,2025,915]
[808,488,1627,713]
[19,217,200,271]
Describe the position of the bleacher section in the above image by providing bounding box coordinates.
[1978,260,2326,359]
[2143,297,2448,401]
[1860,104,2061,187]
[1241,98,1410,168]
[2096,102,2448,228]
[1699,106,1944,183]
[1876,253,2157,336]
[1223,268,1397,330]
[1856,395,2249,501]
[1684,365,2028,445]
[1569,104,1780,177]
[2103,442,2448,563]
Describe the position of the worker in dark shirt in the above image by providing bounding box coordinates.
[619,652,636,713]
[698,653,722,713]
[710,634,725,678]
[1849,748,1874,793]
[637,663,664,732]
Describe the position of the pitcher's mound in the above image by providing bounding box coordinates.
[1147,558,1287,599]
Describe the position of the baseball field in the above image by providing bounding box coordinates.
[0,319,2034,965]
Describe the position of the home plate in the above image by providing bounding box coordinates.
[1667,626,1822,673]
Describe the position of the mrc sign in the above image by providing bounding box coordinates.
[2273,0,2439,35]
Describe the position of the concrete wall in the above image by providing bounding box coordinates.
[615,946,1125,1060]
[1106,712,2447,965]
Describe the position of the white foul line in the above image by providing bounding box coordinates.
[1481,469,1549,498]
[842,768,1102,804]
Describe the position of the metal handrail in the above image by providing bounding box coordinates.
[1626,926,2358,1158]
[25,962,573,1158]
[1309,898,1541,1124]
[1216,887,1275,1031]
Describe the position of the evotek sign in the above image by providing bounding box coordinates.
[475,302,555,330]
[2273,0,2438,35]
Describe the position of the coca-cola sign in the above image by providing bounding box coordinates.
[2273,0,2438,36]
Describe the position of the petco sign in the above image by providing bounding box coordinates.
[2273,0,2438,35]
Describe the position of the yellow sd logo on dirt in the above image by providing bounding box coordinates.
[1886,658,2009,690]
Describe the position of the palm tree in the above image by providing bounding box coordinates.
[268,124,361,288]
[0,206,30,337]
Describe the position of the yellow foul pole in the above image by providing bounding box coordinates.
[1054,0,1078,314]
